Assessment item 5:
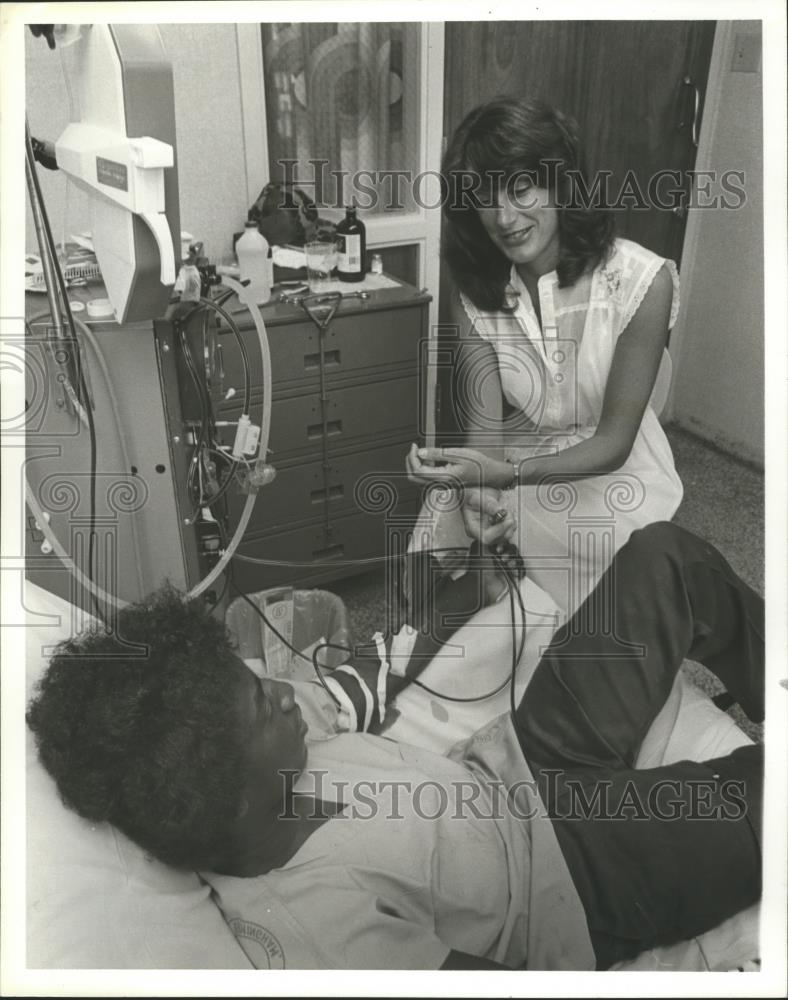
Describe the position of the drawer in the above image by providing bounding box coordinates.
[227,440,421,532]
[220,375,420,458]
[216,303,425,393]
[232,503,421,590]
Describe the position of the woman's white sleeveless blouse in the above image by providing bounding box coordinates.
[414,238,683,614]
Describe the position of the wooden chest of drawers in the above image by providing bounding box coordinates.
[213,280,432,588]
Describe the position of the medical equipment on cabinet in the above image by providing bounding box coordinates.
[24,23,272,614]
[24,22,424,617]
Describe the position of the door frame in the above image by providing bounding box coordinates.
[662,19,727,423]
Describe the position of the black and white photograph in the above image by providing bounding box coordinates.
[1,1,785,995]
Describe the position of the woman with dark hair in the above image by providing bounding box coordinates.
[407,97,683,611]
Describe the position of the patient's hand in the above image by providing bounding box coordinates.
[461,487,516,549]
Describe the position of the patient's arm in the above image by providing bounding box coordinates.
[325,552,504,731]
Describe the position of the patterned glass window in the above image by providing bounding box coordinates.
[262,23,421,214]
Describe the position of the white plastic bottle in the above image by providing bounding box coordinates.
[236,221,271,304]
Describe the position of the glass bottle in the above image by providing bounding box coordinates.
[336,205,366,283]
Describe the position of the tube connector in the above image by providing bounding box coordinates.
[232,414,251,458]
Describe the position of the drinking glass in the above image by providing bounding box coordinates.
[305,240,337,291]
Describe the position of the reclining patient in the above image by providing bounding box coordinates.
[27,522,763,971]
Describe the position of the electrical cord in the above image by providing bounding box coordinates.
[83,368,100,619]
[493,547,529,742]
[58,42,76,253]
[177,322,231,515]
[403,548,526,705]
[30,308,155,600]
[64,313,146,596]
[24,122,83,402]
[227,567,342,707]
[228,546,529,708]
[494,547,528,667]
[25,119,102,622]
[231,545,473,569]
[398,670,511,705]
[204,568,231,612]
[174,292,263,518]
[221,277,274,486]
[179,296,252,414]
[165,279,269,602]
[191,451,243,517]
[24,137,262,613]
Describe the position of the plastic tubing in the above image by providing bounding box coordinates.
[25,482,128,611]
[221,275,273,464]
[25,276,273,607]
[184,276,273,599]
[30,310,146,596]
[185,491,256,599]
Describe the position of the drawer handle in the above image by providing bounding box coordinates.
[304,349,340,370]
[313,544,344,561]
[310,485,344,503]
[307,419,342,439]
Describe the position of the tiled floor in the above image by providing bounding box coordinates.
[330,424,765,742]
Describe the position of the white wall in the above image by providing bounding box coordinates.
[668,21,764,466]
[25,23,254,261]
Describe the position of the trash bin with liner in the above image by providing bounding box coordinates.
[225,587,352,683]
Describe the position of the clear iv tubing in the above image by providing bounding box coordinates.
[184,277,272,599]
[221,276,273,470]
[26,277,273,607]
[29,309,146,598]
[25,482,127,611]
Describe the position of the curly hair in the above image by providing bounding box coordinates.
[26,584,249,871]
[442,96,615,312]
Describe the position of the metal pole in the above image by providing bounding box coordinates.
[24,118,65,340]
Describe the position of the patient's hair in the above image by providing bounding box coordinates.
[442,96,615,311]
[26,585,247,871]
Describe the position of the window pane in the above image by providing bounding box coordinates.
[262,23,421,215]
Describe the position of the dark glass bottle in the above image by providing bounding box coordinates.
[336,205,366,282]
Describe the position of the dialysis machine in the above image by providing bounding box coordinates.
[24,24,267,616]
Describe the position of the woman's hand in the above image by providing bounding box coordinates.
[461,487,517,547]
[406,443,513,490]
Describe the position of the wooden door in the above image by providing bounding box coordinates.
[435,20,715,440]
[442,20,715,279]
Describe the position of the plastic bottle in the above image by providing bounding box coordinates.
[236,221,271,303]
[336,204,366,282]
[179,262,202,303]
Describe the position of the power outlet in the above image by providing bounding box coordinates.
[731,32,761,73]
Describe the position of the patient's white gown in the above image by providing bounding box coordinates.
[413,238,684,614]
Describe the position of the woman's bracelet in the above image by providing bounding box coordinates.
[502,457,518,491]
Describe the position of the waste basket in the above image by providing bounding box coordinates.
[225,587,352,683]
